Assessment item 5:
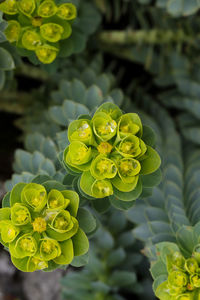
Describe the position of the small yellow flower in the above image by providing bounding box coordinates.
[97,142,113,154]
[32,217,47,233]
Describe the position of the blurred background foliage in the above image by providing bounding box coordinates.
[1,0,200,299]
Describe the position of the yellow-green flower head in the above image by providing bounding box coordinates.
[38,0,57,18]
[65,103,161,200]
[185,258,199,274]
[168,271,188,288]
[171,251,185,270]
[0,0,18,15]
[22,30,41,50]
[57,3,77,20]
[1,0,77,64]
[92,180,113,198]
[0,182,89,272]
[190,274,200,288]
[40,23,64,43]
[68,120,93,145]
[35,45,58,64]
[4,20,21,42]
[155,248,200,300]
[17,0,35,16]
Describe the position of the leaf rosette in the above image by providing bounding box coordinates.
[63,103,161,205]
[0,0,77,64]
[0,182,89,272]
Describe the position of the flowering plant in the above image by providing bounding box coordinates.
[150,239,200,300]
[0,0,76,63]
[63,102,161,203]
[0,181,89,272]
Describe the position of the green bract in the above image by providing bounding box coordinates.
[64,103,161,202]
[0,182,89,272]
[151,242,200,300]
[0,0,77,64]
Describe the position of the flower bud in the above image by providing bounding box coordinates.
[57,3,77,20]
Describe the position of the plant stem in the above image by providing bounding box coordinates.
[99,29,195,46]
[0,91,34,114]
[15,64,49,82]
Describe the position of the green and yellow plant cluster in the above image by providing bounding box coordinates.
[0,0,76,63]
[64,102,161,200]
[0,182,88,272]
